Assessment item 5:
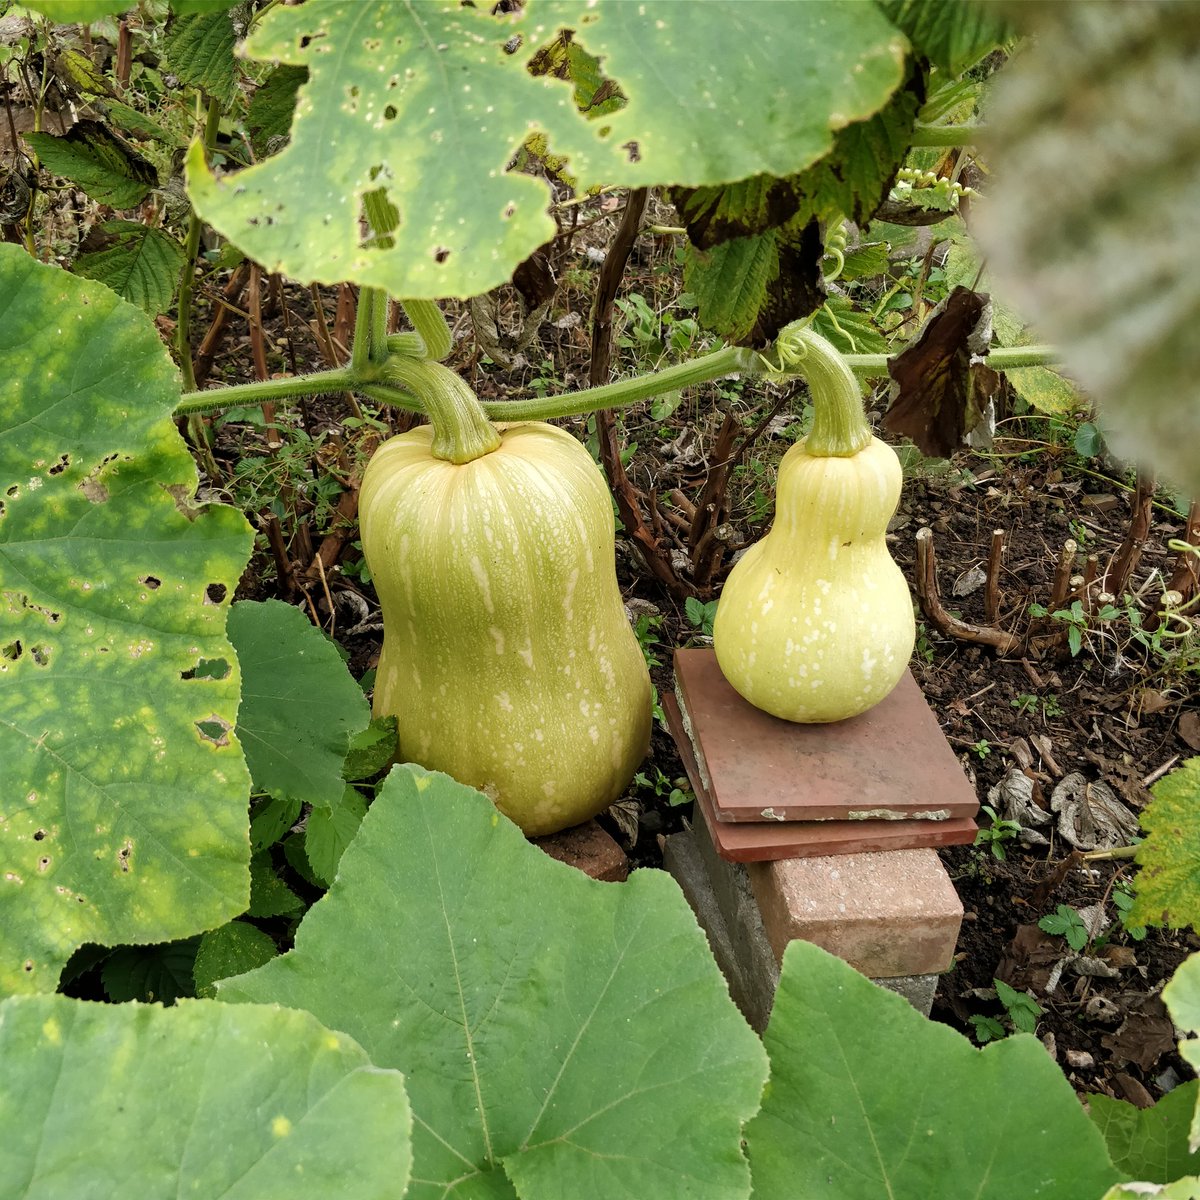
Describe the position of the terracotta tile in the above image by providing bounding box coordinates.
[674,648,979,823]
[532,819,628,882]
[664,691,978,862]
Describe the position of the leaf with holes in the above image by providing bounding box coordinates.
[227,599,370,809]
[187,0,906,298]
[745,940,1121,1199]
[0,994,411,1198]
[1129,758,1200,931]
[74,221,187,316]
[219,765,768,1200]
[0,246,253,996]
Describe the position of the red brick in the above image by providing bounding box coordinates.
[532,819,629,882]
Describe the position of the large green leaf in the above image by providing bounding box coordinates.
[745,940,1121,1199]
[0,246,253,995]
[1129,758,1200,930]
[187,0,906,298]
[163,9,240,109]
[0,993,411,1198]
[227,599,370,808]
[220,765,768,1200]
[1090,1082,1200,1184]
[978,3,1200,494]
[1164,954,1200,1154]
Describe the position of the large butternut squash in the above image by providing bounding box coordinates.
[360,420,652,835]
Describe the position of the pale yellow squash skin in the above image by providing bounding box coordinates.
[713,435,915,723]
[359,422,652,836]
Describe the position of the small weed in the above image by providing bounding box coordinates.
[968,979,1043,1044]
[685,596,718,638]
[973,804,1022,861]
[995,979,1043,1034]
[634,766,693,807]
[968,1014,1007,1044]
[1011,692,1062,720]
[1111,881,1147,942]
[970,739,992,760]
[1038,904,1089,952]
[914,619,936,665]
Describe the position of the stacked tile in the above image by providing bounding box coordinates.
[665,649,979,863]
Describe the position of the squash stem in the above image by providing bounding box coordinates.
[385,357,500,463]
[401,299,453,362]
[780,326,872,458]
[351,287,391,371]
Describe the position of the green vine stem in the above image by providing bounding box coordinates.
[478,343,754,422]
[843,344,1060,377]
[401,299,453,362]
[384,357,500,463]
[175,367,402,417]
[351,286,391,372]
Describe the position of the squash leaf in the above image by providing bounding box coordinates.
[978,2,1200,494]
[0,994,411,1198]
[1164,953,1200,1154]
[1129,758,1200,931]
[219,764,768,1200]
[226,599,369,810]
[0,245,253,996]
[187,0,906,298]
[745,940,1122,1199]
[1089,1081,1200,1184]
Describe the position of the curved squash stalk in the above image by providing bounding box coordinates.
[713,327,915,722]
[360,359,652,836]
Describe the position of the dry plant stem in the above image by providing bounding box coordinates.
[915,526,1021,654]
[589,188,686,595]
[308,282,362,418]
[248,263,279,437]
[193,262,249,386]
[177,96,221,394]
[116,19,132,91]
[1164,499,1200,603]
[1106,467,1156,598]
[984,528,1005,624]
[262,514,297,596]
[333,284,356,358]
[1047,539,1078,614]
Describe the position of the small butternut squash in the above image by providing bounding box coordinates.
[713,329,914,722]
[360,368,651,835]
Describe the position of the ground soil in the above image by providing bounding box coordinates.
[199,256,1198,1111]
